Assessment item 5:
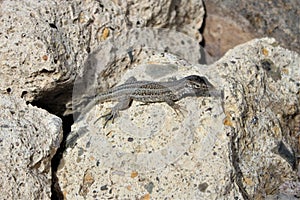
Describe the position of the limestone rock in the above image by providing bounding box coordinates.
[0,0,204,114]
[1,0,299,199]
[57,37,300,199]
[59,52,232,199]
[117,0,204,40]
[212,38,300,199]
[0,94,63,199]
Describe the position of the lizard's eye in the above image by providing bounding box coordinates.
[186,81,205,89]
[193,83,201,88]
[189,82,201,89]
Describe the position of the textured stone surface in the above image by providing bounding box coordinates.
[0,0,204,114]
[0,0,124,113]
[0,94,63,199]
[202,1,255,63]
[57,37,300,199]
[0,1,205,199]
[68,27,205,116]
[214,38,300,199]
[117,0,204,40]
[1,0,299,199]
[202,0,300,62]
[59,53,234,199]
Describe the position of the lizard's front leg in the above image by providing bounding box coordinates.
[94,97,133,128]
[165,99,187,116]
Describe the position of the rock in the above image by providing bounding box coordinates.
[0,1,205,199]
[68,27,205,116]
[59,52,231,199]
[0,94,63,199]
[0,0,126,113]
[117,0,204,40]
[213,38,300,199]
[202,1,255,63]
[1,0,299,199]
[57,37,299,199]
[0,0,204,114]
[202,0,300,62]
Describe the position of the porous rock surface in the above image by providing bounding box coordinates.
[57,38,299,199]
[0,0,205,199]
[60,53,232,199]
[1,0,299,199]
[0,94,63,199]
[0,0,204,114]
[216,38,300,199]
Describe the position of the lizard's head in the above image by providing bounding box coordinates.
[183,75,215,96]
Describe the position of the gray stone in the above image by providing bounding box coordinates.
[0,0,206,199]
[1,0,299,199]
[0,0,204,114]
[57,37,299,199]
[0,94,63,199]
[212,38,300,199]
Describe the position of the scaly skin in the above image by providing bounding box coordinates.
[66,75,216,147]
[83,75,215,127]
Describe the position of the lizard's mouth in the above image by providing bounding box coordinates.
[193,87,220,97]
[207,88,223,97]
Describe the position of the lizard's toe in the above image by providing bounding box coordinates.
[172,104,187,117]
[94,110,120,128]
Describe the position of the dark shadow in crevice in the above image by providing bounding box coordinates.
[230,131,250,200]
[198,1,207,48]
[51,114,73,200]
[198,2,208,64]
[30,86,74,199]
[31,82,73,116]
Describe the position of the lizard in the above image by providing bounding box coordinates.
[79,75,216,128]
[65,75,216,148]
